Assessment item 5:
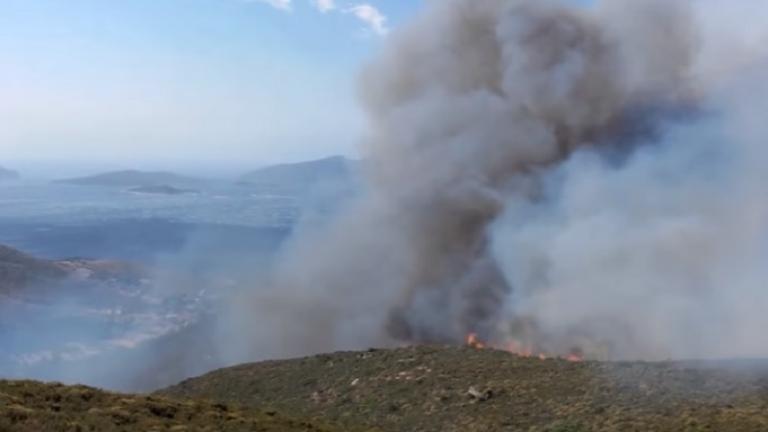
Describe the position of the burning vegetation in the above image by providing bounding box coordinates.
[465,332,584,362]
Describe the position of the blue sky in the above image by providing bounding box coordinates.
[0,0,421,170]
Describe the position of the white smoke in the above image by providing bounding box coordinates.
[231,0,768,362]
[493,68,768,359]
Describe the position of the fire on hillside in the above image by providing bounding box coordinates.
[466,333,584,362]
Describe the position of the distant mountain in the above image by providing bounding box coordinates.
[0,244,143,297]
[128,185,200,196]
[56,170,202,187]
[0,244,68,295]
[0,166,20,181]
[239,156,359,193]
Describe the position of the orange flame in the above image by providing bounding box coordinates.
[466,333,485,349]
[566,353,584,362]
[465,333,584,362]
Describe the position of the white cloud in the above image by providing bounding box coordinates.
[347,4,389,36]
[246,0,390,36]
[312,0,336,13]
[251,0,292,11]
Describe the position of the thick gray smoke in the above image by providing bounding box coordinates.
[231,0,768,362]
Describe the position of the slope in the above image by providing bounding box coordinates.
[160,346,768,432]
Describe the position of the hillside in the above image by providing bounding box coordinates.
[239,156,358,193]
[0,380,356,432]
[0,244,143,297]
[56,170,202,188]
[161,346,768,432]
[0,245,68,295]
[0,167,20,182]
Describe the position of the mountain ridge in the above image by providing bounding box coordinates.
[55,170,203,188]
[238,156,359,193]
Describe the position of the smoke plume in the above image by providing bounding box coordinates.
[235,0,768,361]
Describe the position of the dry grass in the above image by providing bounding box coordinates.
[0,380,356,432]
[160,346,768,432]
[6,346,768,431]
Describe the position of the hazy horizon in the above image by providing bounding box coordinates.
[2,153,359,180]
[0,0,420,168]
[3,0,764,171]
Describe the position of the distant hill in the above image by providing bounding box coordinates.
[0,166,20,182]
[128,185,200,196]
[239,156,359,193]
[56,170,202,188]
[0,244,143,297]
[0,244,67,295]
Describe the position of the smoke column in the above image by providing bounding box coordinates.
[231,0,768,361]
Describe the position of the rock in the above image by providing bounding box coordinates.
[467,386,493,402]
